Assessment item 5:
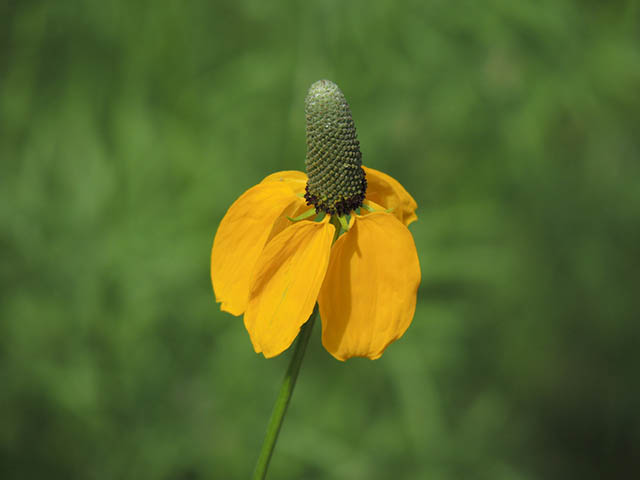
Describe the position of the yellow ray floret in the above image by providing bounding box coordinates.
[244,217,335,358]
[318,212,421,360]
[363,166,418,226]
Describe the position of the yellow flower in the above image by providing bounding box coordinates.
[210,80,421,361]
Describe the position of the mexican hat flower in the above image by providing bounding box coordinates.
[211,80,420,361]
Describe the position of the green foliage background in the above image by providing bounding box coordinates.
[2,1,639,479]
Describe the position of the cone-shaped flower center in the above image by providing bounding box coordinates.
[304,80,367,216]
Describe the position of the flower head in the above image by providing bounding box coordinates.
[211,80,421,361]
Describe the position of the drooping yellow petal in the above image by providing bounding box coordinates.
[319,212,421,361]
[211,182,305,316]
[260,170,308,195]
[363,166,418,226]
[244,218,334,358]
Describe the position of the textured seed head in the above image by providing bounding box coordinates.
[304,80,367,216]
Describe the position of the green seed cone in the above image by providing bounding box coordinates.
[304,80,367,215]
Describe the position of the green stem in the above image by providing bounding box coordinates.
[251,304,319,480]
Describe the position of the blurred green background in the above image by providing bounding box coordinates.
[2,1,639,479]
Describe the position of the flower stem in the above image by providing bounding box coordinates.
[251,304,319,480]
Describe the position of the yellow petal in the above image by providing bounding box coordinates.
[211,182,305,316]
[261,170,308,195]
[363,166,418,226]
[244,218,334,358]
[319,212,421,360]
